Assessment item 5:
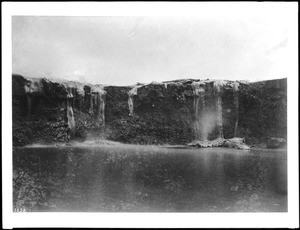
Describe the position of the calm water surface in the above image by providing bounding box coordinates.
[13,144,287,212]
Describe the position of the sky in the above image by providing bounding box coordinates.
[12,10,289,85]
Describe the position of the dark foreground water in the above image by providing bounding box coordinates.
[13,144,287,212]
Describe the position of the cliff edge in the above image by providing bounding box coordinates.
[12,74,287,147]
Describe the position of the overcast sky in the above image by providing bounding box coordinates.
[12,12,288,85]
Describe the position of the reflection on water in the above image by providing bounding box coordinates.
[13,145,287,212]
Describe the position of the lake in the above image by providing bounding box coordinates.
[13,143,287,212]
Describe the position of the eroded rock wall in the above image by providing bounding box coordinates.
[12,74,287,146]
[238,79,287,145]
[12,74,106,146]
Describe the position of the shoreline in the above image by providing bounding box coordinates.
[13,140,287,152]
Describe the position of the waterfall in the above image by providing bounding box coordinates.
[213,81,225,139]
[24,78,42,119]
[216,96,223,139]
[199,93,206,140]
[128,85,140,116]
[98,92,106,126]
[24,80,32,118]
[191,82,201,117]
[67,104,75,137]
[128,96,134,116]
[89,92,94,115]
[92,86,107,126]
[193,121,201,140]
[191,82,205,140]
[194,96,200,118]
[66,89,75,137]
[77,85,85,112]
[232,82,239,137]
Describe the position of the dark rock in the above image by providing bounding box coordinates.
[267,137,287,149]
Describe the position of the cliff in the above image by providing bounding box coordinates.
[12,74,287,147]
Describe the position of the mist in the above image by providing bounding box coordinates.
[200,110,218,141]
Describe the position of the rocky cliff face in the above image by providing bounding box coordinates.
[12,74,287,147]
[12,74,106,146]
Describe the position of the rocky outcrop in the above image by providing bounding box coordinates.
[187,137,251,150]
[12,74,287,147]
[267,138,287,149]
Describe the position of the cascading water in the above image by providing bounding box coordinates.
[66,88,76,137]
[199,92,206,140]
[24,78,43,119]
[216,96,223,138]
[191,81,205,140]
[91,86,107,126]
[24,81,32,118]
[128,85,141,116]
[213,81,225,139]
[89,92,94,115]
[188,80,251,150]
[192,87,200,118]
[76,85,85,111]
[128,96,134,116]
[232,82,239,137]
[99,94,106,126]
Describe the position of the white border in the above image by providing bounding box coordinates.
[2,2,299,228]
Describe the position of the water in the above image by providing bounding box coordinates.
[13,144,287,212]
